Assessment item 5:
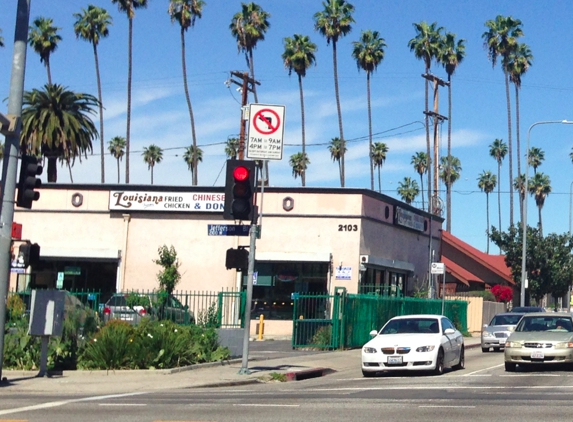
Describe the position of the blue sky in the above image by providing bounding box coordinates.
[1,0,573,253]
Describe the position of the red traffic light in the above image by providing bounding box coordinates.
[233,166,250,182]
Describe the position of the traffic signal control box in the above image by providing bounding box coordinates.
[223,159,256,222]
[16,154,43,209]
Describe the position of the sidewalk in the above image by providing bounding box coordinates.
[0,335,482,395]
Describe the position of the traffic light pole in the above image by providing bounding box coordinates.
[0,0,31,381]
[238,220,257,374]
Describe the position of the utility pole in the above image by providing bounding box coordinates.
[422,73,448,214]
[228,71,259,160]
[0,0,31,381]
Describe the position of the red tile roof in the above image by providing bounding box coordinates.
[442,231,514,285]
[441,256,479,286]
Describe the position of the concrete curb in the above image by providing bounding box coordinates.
[285,367,336,381]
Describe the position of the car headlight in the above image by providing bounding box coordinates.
[363,347,377,353]
[506,341,523,348]
[482,331,495,338]
[554,342,573,349]
[416,345,435,353]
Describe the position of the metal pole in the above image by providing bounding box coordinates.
[568,181,573,312]
[521,120,573,307]
[239,221,257,374]
[0,0,31,381]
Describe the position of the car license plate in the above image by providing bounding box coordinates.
[387,356,403,365]
[531,351,544,360]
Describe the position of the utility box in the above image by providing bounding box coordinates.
[28,290,65,337]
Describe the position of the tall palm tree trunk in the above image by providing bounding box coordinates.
[446,76,452,232]
[125,17,133,184]
[180,28,198,186]
[497,163,502,232]
[151,166,154,185]
[248,50,258,103]
[377,167,381,193]
[68,162,74,183]
[486,192,490,254]
[116,158,120,184]
[367,71,374,191]
[93,43,105,184]
[515,84,522,223]
[46,59,52,85]
[419,173,425,210]
[538,205,543,237]
[424,68,431,212]
[332,40,345,187]
[47,156,58,183]
[298,73,306,187]
[504,70,513,226]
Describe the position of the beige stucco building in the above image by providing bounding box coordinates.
[11,184,443,336]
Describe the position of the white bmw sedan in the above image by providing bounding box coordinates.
[361,314,465,377]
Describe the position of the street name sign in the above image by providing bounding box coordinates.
[208,224,250,236]
[247,103,285,161]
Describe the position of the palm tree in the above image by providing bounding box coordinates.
[483,15,524,227]
[527,146,545,174]
[408,21,443,211]
[528,172,551,236]
[328,137,346,187]
[370,142,389,193]
[142,144,163,185]
[183,145,203,183]
[397,177,419,205]
[20,84,99,182]
[489,139,508,233]
[169,0,205,186]
[225,137,239,159]
[477,170,497,253]
[439,155,462,232]
[111,0,150,184]
[229,2,270,103]
[108,136,126,183]
[282,34,317,187]
[438,32,465,172]
[289,152,310,185]
[73,5,112,184]
[411,151,428,210]
[58,152,75,183]
[513,173,526,225]
[507,43,533,196]
[28,17,62,85]
[314,0,355,188]
[352,30,386,191]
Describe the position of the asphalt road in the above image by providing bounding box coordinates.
[4,347,573,422]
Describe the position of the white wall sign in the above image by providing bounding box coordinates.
[431,262,446,274]
[109,191,224,212]
[336,266,352,280]
[247,104,285,160]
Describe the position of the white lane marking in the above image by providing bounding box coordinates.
[233,404,300,407]
[463,363,504,376]
[500,374,560,377]
[0,392,148,416]
[304,385,573,392]
[98,403,147,407]
[419,405,476,408]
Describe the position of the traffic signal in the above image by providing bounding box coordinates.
[225,247,249,270]
[223,159,256,221]
[17,242,41,268]
[29,243,41,267]
[16,154,43,209]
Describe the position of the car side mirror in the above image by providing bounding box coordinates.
[369,329,378,337]
[444,328,455,335]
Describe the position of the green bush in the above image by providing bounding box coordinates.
[466,290,496,302]
[196,301,220,328]
[79,320,135,370]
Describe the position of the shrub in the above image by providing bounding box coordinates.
[490,285,513,303]
[466,290,496,302]
[309,325,332,348]
[196,301,220,328]
[79,320,135,370]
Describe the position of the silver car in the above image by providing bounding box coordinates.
[504,312,573,371]
[481,312,524,352]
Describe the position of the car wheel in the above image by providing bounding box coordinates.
[362,369,377,378]
[453,346,465,370]
[433,349,445,375]
[481,347,489,353]
[505,362,517,372]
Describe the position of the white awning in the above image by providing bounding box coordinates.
[41,247,120,260]
[256,252,331,262]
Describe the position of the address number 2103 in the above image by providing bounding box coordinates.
[338,224,358,232]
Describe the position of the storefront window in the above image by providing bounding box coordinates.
[243,261,328,320]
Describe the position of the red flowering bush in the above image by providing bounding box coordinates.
[491,285,513,303]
